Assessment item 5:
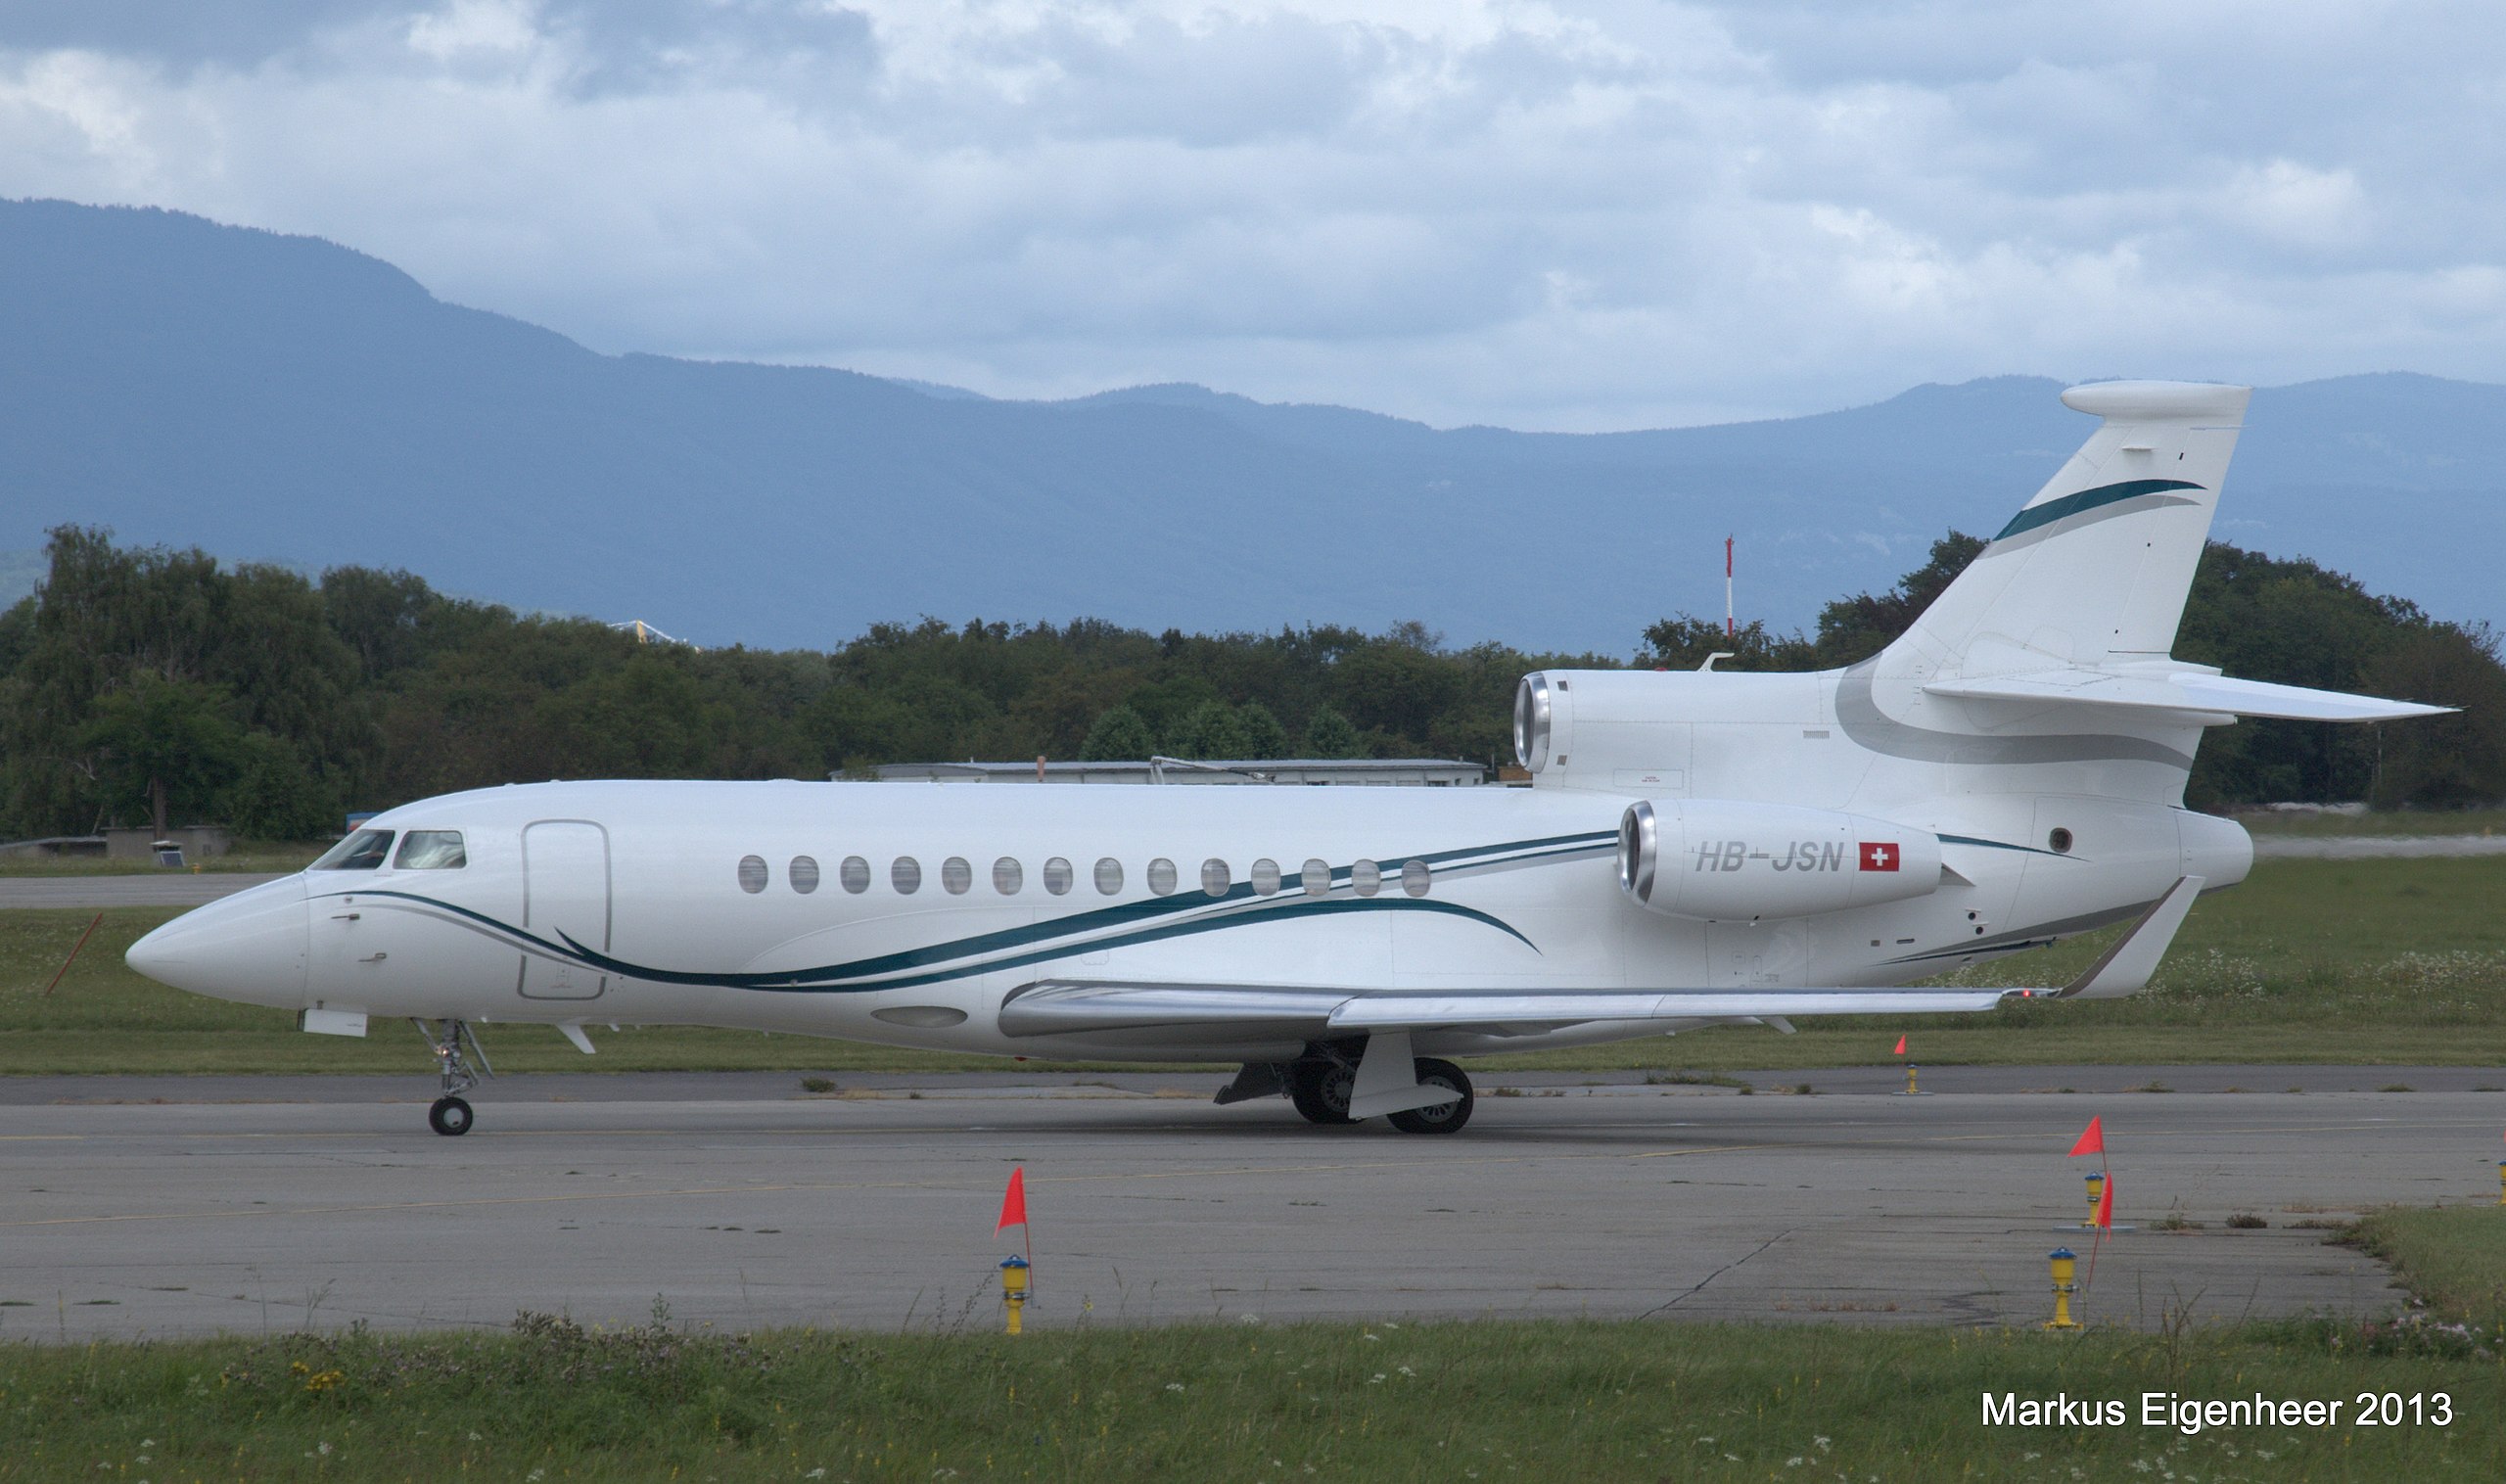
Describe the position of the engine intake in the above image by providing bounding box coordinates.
[1617,799,1942,921]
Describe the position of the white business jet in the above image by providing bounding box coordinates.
[128,382,2447,1136]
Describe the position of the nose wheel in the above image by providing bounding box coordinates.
[416,1018,491,1136]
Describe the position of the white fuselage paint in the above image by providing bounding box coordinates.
[154,383,2408,1077]
[143,663,2254,1065]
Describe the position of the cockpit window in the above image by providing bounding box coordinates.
[312,829,395,870]
[394,831,467,870]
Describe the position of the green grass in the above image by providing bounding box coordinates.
[1,1308,2500,1482]
[2352,1207,2506,1333]
[2237,807,2506,838]
[1536,851,2506,1071]
[0,841,326,876]
[6,856,2506,1076]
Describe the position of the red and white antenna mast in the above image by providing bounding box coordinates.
[1724,535,1735,638]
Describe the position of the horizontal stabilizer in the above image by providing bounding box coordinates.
[1925,669,2452,723]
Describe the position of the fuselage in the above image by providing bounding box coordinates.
[132,666,2254,1064]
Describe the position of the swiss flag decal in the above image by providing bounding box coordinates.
[1859,841,1900,872]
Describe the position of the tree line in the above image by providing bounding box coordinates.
[2,525,2499,840]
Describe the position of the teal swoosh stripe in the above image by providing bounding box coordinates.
[332,890,1534,993]
[1994,480,2204,541]
[765,827,1609,983]
[316,827,1606,994]
[321,889,624,969]
[1937,833,2069,858]
[1407,831,1613,870]
[1885,937,2057,967]
[562,896,1534,994]
[752,827,1609,982]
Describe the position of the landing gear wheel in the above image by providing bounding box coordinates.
[417,1018,490,1134]
[428,1095,474,1136]
[1388,1059,1473,1135]
[1289,1061,1357,1125]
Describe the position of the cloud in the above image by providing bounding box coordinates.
[1,0,2502,429]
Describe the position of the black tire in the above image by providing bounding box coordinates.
[1288,1061,1357,1125]
[429,1095,474,1136]
[1388,1059,1473,1135]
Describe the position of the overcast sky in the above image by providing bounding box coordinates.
[4,1,2501,430]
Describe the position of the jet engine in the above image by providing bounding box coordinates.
[1616,799,1942,921]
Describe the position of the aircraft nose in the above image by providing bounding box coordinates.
[126,875,309,1007]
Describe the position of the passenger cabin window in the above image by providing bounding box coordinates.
[942,857,973,895]
[1300,858,1330,897]
[394,831,466,870]
[1043,857,1074,896]
[313,830,394,870]
[1093,857,1124,895]
[1402,859,1432,898]
[737,856,768,894]
[1200,858,1231,897]
[1146,858,1178,896]
[1351,858,1382,898]
[892,858,922,895]
[840,856,870,893]
[993,857,1023,895]
[790,856,820,894]
[1251,858,1281,896]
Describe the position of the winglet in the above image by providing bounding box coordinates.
[2058,876,2204,999]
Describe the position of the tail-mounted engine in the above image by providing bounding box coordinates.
[1617,799,1942,921]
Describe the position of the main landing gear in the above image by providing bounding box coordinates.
[1289,1059,1358,1125]
[1387,1059,1473,1136]
[417,1018,492,1136]
[1277,1048,1474,1135]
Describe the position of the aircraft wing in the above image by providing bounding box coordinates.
[1924,669,2451,722]
[998,981,2009,1038]
[1326,989,2007,1030]
[998,875,2207,1038]
[997,984,1354,1037]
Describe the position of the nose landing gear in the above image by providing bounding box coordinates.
[417,1018,491,1136]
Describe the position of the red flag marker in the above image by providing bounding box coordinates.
[1892,1034,1907,1056]
[2068,1116,2105,1158]
[996,1167,1028,1235]
[2096,1173,2115,1229]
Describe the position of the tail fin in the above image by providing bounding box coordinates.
[1889,381,2251,677]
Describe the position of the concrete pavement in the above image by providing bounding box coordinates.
[3,1069,2496,1342]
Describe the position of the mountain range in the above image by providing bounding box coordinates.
[4,198,2499,655]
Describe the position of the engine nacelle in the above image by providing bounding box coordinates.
[1616,799,1943,921]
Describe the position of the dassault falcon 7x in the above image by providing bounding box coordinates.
[128,382,2447,1136]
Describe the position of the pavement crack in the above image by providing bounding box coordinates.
[1639,1227,1793,1318]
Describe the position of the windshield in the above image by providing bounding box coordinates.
[311,829,394,870]
[394,831,467,870]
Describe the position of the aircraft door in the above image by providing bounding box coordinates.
[518,820,610,1000]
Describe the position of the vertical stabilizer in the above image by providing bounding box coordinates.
[1888,381,2251,677]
